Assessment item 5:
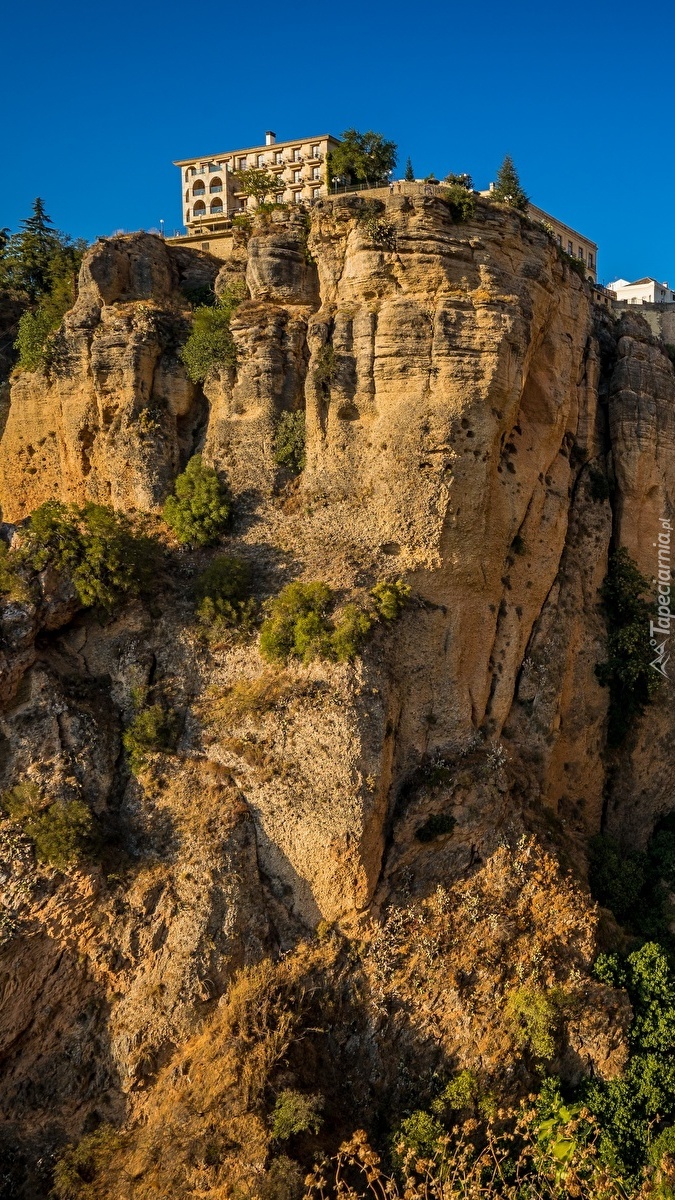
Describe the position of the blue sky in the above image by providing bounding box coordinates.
[2,0,672,286]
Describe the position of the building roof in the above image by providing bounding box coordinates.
[174,134,340,167]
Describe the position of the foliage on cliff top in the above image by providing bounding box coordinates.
[22,500,159,611]
[329,129,397,187]
[180,280,245,383]
[491,154,529,212]
[595,548,660,745]
[163,454,231,546]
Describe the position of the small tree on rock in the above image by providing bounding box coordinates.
[234,166,280,206]
[492,155,529,211]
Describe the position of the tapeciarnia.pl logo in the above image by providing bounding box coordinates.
[650,517,672,679]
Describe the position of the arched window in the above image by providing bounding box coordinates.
[185,190,189,202]
[210,199,223,213]
[193,181,206,197]
[185,169,190,182]
[193,200,206,215]
[209,178,222,193]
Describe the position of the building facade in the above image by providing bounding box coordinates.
[607,277,675,304]
[174,131,340,234]
[527,204,598,283]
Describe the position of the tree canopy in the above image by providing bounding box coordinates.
[0,198,86,302]
[329,129,397,188]
[233,166,281,206]
[492,155,529,211]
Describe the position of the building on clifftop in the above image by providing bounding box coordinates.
[174,130,340,236]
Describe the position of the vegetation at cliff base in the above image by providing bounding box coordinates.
[162,454,231,546]
[194,554,257,639]
[271,1090,324,1140]
[329,128,397,188]
[595,548,660,744]
[52,1125,123,1199]
[22,500,158,611]
[180,280,245,383]
[1,199,86,371]
[588,813,675,945]
[273,410,306,473]
[491,154,529,211]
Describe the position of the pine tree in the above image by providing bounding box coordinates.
[492,155,529,212]
[405,157,415,182]
[11,199,61,300]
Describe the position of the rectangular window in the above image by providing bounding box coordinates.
[257,154,265,167]
[578,247,584,261]
[293,148,301,161]
[312,166,321,179]
[275,193,284,204]
[311,144,320,157]
[312,187,321,199]
[238,156,247,170]
[275,150,283,164]
[557,234,562,246]
[293,169,301,182]
[294,191,303,203]
[568,240,573,254]
[588,253,594,269]
[201,242,210,250]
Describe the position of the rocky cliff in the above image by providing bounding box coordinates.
[0,194,673,1198]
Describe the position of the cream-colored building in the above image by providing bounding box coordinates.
[607,277,675,304]
[174,131,340,234]
[527,203,598,283]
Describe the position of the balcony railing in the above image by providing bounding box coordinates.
[209,185,223,193]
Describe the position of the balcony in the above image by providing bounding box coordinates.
[209,185,223,193]
[190,168,206,176]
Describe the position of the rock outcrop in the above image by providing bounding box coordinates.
[1,195,674,1197]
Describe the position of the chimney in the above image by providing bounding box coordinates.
[265,131,276,146]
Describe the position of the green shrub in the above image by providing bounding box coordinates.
[330,604,373,662]
[1,781,43,820]
[179,282,244,383]
[588,815,675,945]
[313,345,338,393]
[391,1110,445,1168]
[371,579,410,620]
[260,1156,304,1200]
[273,411,306,473]
[271,1090,324,1140]
[15,273,76,371]
[505,986,569,1061]
[585,943,675,1180]
[194,555,256,638]
[163,455,230,547]
[123,701,178,774]
[52,1124,122,1199]
[259,581,332,664]
[26,798,93,869]
[0,543,30,602]
[595,549,660,745]
[441,183,476,222]
[22,500,157,612]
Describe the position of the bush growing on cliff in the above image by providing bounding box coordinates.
[260,577,410,665]
[441,183,476,223]
[491,154,529,211]
[595,548,660,745]
[122,694,178,774]
[194,555,256,639]
[0,542,30,602]
[52,1124,123,1199]
[15,272,76,370]
[273,411,306,473]
[163,455,230,546]
[180,281,245,383]
[22,501,158,612]
[588,813,675,944]
[371,579,410,620]
[1,782,94,869]
[271,1090,324,1140]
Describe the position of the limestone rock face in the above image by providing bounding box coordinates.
[0,235,218,519]
[2,199,675,1191]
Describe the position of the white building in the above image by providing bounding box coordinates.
[608,277,675,304]
[174,131,340,234]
